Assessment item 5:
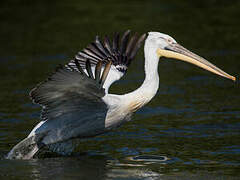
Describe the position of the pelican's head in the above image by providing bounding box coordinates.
[146,32,236,81]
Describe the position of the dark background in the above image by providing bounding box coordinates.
[0,0,240,179]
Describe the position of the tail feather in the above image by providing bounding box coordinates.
[6,134,45,160]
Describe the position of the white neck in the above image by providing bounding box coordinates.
[141,43,160,92]
[123,42,160,111]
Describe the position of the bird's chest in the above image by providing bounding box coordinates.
[125,92,154,114]
[104,95,151,130]
[104,105,134,130]
[127,100,147,113]
[105,102,144,128]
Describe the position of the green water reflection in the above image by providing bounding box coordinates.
[0,0,240,179]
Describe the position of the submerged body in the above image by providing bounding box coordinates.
[6,30,235,159]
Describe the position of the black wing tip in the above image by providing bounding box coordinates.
[69,30,146,74]
[111,30,146,69]
[129,33,146,60]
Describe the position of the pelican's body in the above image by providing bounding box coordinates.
[6,31,235,159]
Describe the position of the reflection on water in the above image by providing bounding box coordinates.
[1,154,240,180]
[1,0,240,179]
[129,155,168,162]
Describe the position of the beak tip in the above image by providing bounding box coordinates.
[231,76,236,82]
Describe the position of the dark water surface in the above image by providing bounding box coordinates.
[1,0,240,179]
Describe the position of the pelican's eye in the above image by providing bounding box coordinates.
[167,38,173,44]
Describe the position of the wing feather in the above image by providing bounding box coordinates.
[120,30,130,54]
[67,30,146,92]
[86,59,94,79]
[95,61,102,82]
[30,59,111,122]
[100,61,112,86]
[112,32,120,52]
[129,33,146,60]
[103,36,113,54]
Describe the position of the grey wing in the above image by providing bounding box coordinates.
[29,60,112,144]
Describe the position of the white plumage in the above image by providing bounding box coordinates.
[6,31,235,159]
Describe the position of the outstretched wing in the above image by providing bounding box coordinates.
[68,30,146,92]
[30,60,112,122]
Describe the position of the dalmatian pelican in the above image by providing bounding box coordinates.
[6,30,236,159]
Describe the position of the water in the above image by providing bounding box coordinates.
[1,0,240,179]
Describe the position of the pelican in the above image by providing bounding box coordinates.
[6,30,236,159]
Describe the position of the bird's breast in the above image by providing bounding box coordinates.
[128,100,146,113]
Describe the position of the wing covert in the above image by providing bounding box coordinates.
[30,60,112,121]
